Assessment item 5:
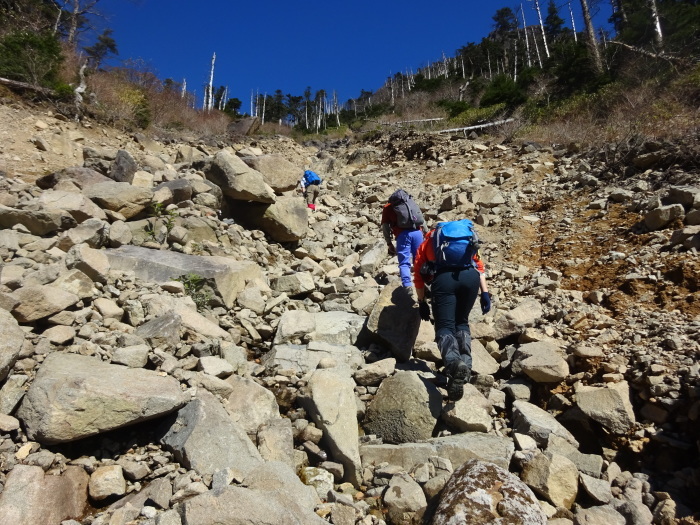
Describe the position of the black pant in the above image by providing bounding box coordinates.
[431,267,480,370]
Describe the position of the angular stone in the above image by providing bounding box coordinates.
[235,196,309,242]
[364,370,442,444]
[521,452,579,509]
[83,181,153,219]
[205,150,276,203]
[89,465,126,501]
[17,353,188,444]
[433,459,546,525]
[0,205,76,236]
[0,465,88,525]
[241,154,299,192]
[0,309,24,382]
[224,375,281,438]
[160,390,263,480]
[512,400,578,447]
[366,282,420,362]
[442,384,492,432]
[299,369,362,486]
[575,381,636,434]
[105,245,262,308]
[11,285,80,323]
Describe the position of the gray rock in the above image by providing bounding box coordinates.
[441,384,492,432]
[105,245,262,308]
[17,353,188,444]
[575,381,636,434]
[384,472,427,524]
[573,505,626,525]
[83,181,153,219]
[512,400,578,447]
[0,464,88,524]
[161,390,263,480]
[433,459,546,525]
[521,452,579,509]
[11,285,80,323]
[241,154,299,192]
[0,204,76,236]
[364,370,442,443]
[366,282,421,362]
[0,308,24,382]
[109,149,138,183]
[236,196,309,242]
[299,369,362,486]
[224,375,281,438]
[205,149,276,203]
[644,204,684,231]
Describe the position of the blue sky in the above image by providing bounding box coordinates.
[96,0,613,108]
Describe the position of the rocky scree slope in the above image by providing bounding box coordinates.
[0,104,698,525]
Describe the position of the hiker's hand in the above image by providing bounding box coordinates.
[419,301,432,323]
[387,243,396,256]
[480,292,491,314]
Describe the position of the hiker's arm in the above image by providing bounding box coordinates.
[381,223,393,245]
[479,272,488,294]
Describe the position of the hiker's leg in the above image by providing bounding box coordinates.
[396,230,413,287]
[453,268,481,370]
[305,190,312,205]
[310,185,319,204]
[408,229,423,260]
[431,271,459,341]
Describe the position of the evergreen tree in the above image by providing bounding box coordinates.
[84,28,117,69]
[544,0,565,37]
[491,7,518,37]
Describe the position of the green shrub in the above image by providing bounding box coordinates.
[0,31,63,87]
[480,75,527,107]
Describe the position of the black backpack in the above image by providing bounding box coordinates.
[388,189,424,230]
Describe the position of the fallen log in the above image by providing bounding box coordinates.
[0,76,55,96]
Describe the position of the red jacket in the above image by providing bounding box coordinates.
[413,229,485,289]
[381,203,403,238]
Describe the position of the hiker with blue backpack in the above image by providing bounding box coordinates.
[413,219,491,401]
[381,189,427,291]
[298,170,322,211]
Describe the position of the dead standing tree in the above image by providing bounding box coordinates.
[579,0,604,75]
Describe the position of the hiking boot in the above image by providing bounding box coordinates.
[446,360,470,401]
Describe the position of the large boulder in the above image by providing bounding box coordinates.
[574,381,636,434]
[17,353,188,444]
[11,285,80,323]
[35,166,111,190]
[432,460,547,525]
[234,196,309,242]
[363,370,442,444]
[83,181,153,219]
[0,205,76,236]
[366,282,421,362]
[241,154,299,192]
[204,150,276,203]
[104,245,262,308]
[38,190,108,223]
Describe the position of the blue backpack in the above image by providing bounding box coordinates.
[303,170,321,185]
[433,219,479,270]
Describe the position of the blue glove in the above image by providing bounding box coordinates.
[480,293,491,314]
[418,301,432,323]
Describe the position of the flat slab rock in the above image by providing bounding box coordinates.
[17,352,188,444]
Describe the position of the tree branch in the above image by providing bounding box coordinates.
[608,40,689,67]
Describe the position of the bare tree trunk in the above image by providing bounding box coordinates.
[520,3,532,67]
[52,0,65,35]
[569,2,578,42]
[648,0,663,48]
[532,27,543,68]
[533,0,550,58]
[580,0,603,74]
[74,63,87,120]
[206,52,216,112]
[181,79,187,99]
[261,93,266,124]
[513,39,518,81]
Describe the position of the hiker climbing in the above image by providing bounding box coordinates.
[381,189,426,292]
[413,218,491,402]
[298,169,322,211]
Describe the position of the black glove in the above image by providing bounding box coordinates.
[387,243,396,256]
[480,292,492,314]
[418,300,432,322]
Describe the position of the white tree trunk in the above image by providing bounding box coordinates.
[580,0,603,74]
[533,0,550,58]
[569,2,578,42]
[181,79,187,99]
[532,26,543,68]
[648,0,663,48]
[521,3,532,67]
[207,52,216,112]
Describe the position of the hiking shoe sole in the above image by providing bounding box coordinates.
[447,361,470,401]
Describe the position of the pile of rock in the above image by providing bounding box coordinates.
[0,118,698,525]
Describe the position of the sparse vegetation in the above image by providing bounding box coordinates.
[175,273,211,311]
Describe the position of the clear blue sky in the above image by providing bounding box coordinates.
[96,0,613,108]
